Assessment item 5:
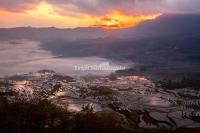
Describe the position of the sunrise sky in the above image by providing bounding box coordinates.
[0,0,200,29]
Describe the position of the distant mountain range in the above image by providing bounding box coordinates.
[0,14,200,40]
[0,14,200,76]
[0,26,111,41]
[118,14,200,38]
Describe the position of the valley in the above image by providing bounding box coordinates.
[1,70,199,130]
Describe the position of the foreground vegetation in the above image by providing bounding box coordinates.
[0,96,199,133]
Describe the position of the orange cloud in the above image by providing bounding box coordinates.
[0,2,93,28]
[93,10,162,29]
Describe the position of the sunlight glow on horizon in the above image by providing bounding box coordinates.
[94,10,162,29]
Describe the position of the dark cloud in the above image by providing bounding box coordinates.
[0,0,40,12]
[47,0,129,15]
[101,17,120,22]
[0,0,200,14]
[164,0,200,13]
[45,0,200,15]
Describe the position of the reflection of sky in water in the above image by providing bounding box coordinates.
[0,40,128,77]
